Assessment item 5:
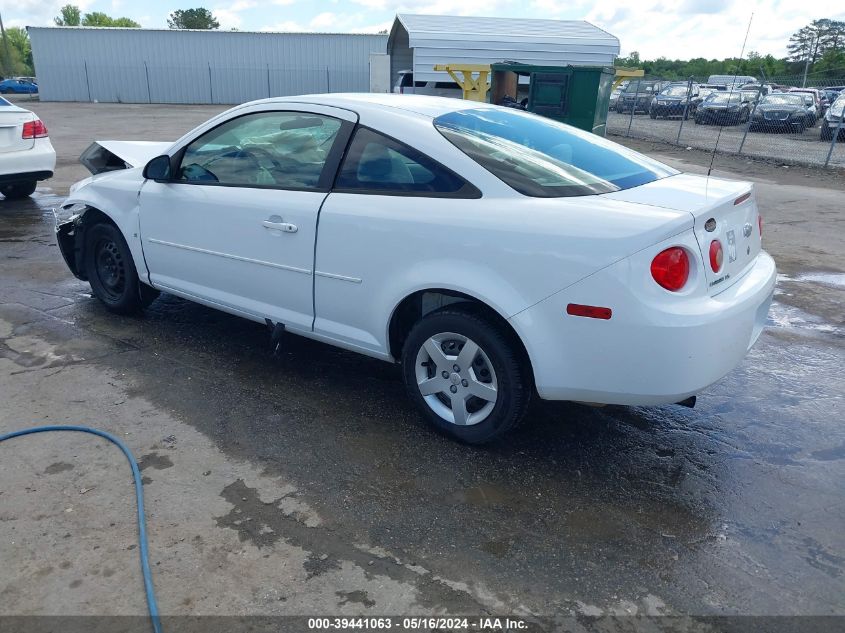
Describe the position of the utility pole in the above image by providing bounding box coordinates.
[0,10,14,78]
[801,34,815,88]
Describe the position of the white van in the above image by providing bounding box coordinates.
[392,70,462,98]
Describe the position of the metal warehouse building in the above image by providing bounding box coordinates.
[27,27,388,104]
[28,16,619,104]
[388,14,620,84]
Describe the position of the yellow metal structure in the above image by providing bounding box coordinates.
[433,63,491,102]
[612,67,645,90]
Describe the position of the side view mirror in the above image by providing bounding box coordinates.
[143,155,172,182]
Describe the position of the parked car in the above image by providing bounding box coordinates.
[708,74,756,86]
[616,80,667,114]
[694,92,751,125]
[649,83,702,119]
[749,93,812,134]
[393,70,462,98]
[0,97,55,199]
[609,84,624,109]
[740,89,764,106]
[740,83,772,97]
[820,94,845,141]
[54,94,774,443]
[0,78,38,94]
[819,89,839,115]
[788,88,822,121]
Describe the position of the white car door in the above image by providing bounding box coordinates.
[139,105,355,331]
[314,126,480,354]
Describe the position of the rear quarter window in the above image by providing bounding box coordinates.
[434,108,677,198]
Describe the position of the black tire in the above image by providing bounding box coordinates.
[84,222,158,314]
[401,306,532,444]
[649,110,657,119]
[820,122,832,141]
[0,180,37,199]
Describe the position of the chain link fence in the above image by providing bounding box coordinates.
[608,77,845,168]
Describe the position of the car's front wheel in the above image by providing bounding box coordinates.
[401,307,532,444]
[0,181,37,199]
[84,222,158,314]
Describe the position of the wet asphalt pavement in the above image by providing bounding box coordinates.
[1,127,844,628]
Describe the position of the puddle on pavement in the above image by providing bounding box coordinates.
[766,301,839,334]
[778,271,845,290]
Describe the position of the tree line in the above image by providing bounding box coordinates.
[616,19,845,84]
[2,10,844,84]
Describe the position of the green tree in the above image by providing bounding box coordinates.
[787,19,845,71]
[81,12,141,27]
[167,8,220,30]
[54,4,81,26]
[5,27,32,74]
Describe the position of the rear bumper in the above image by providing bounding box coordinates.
[0,139,56,182]
[510,248,776,405]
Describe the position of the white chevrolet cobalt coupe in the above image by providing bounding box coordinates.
[56,94,775,443]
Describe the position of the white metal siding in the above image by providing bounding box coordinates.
[28,27,388,104]
[389,14,619,83]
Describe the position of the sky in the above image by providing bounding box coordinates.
[5,0,845,60]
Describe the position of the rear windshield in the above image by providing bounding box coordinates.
[706,92,743,103]
[434,108,678,198]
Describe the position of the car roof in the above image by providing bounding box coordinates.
[261,93,484,119]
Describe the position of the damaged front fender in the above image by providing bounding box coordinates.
[54,205,90,280]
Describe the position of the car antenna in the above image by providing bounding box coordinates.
[706,13,754,194]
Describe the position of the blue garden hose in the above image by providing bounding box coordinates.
[0,425,162,633]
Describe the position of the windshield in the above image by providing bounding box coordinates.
[762,94,804,106]
[624,82,657,93]
[433,108,678,198]
[706,92,742,104]
[661,85,689,97]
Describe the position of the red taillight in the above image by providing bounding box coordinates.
[651,247,690,292]
[22,119,48,139]
[734,191,751,206]
[709,239,723,272]
[758,214,763,236]
[566,303,612,320]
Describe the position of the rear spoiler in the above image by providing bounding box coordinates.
[80,140,173,175]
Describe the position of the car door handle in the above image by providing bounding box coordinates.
[262,220,298,233]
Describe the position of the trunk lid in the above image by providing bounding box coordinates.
[0,103,35,154]
[603,173,761,295]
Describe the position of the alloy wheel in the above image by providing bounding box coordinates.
[414,332,498,426]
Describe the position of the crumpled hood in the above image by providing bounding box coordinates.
[80,140,172,174]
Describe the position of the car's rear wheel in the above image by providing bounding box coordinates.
[84,222,158,314]
[401,307,531,444]
[0,181,37,199]
[820,121,832,140]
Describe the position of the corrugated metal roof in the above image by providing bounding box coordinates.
[396,14,619,49]
[389,14,619,83]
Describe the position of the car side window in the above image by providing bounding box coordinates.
[334,127,475,197]
[178,111,342,189]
